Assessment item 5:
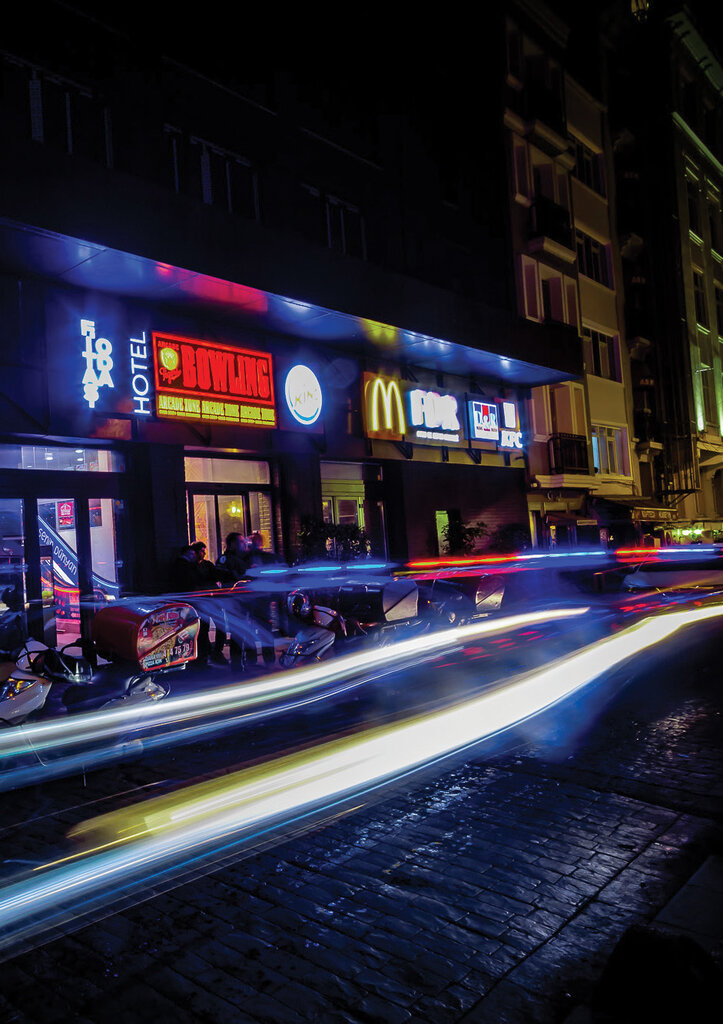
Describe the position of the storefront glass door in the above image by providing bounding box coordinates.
[38,498,81,644]
[0,498,26,642]
[0,444,127,646]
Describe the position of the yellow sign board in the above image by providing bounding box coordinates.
[363,373,406,440]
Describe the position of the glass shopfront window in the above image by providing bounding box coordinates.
[321,461,388,558]
[184,457,269,485]
[0,444,124,473]
[0,498,26,637]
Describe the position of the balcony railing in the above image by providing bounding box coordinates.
[529,196,573,250]
[548,433,589,475]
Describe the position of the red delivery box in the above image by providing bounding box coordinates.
[92,602,199,670]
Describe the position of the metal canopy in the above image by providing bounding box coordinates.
[0,217,573,388]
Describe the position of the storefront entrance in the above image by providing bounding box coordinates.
[184,456,275,562]
[0,445,126,647]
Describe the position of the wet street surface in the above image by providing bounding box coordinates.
[0,617,721,1023]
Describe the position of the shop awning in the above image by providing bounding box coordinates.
[590,496,678,524]
[699,452,723,472]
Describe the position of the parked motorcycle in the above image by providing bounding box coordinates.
[0,601,199,725]
[279,578,428,668]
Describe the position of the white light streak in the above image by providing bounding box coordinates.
[0,608,589,764]
[0,603,719,954]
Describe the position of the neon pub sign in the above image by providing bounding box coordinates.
[153,332,276,428]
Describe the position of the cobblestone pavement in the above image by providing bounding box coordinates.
[1,623,721,1024]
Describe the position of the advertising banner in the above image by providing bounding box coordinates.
[153,332,276,428]
[362,373,465,446]
[466,395,524,451]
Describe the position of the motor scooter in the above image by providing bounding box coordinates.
[279,578,430,668]
[0,600,199,725]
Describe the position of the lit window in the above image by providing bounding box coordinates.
[591,426,629,476]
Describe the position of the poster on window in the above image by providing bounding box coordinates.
[89,500,103,528]
[57,500,75,529]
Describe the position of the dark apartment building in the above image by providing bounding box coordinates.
[607,0,723,542]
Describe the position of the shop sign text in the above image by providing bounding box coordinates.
[285,364,323,426]
[409,389,461,442]
[468,397,524,450]
[363,374,463,446]
[154,333,276,428]
[79,317,152,416]
[468,401,499,441]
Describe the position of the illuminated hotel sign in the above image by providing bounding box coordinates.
[128,332,152,415]
[81,319,114,409]
[77,315,152,417]
[153,333,276,428]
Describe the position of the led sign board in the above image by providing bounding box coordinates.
[409,389,461,441]
[364,374,407,441]
[467,396,523,450]
[285,364,323,425]
[468,401,499,442]
[153,332,276,428]
[363,374,463,445]
[53,304,155,422]
[499,401,523,449]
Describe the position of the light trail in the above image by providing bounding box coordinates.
[0,602,720,957]
[0,607,589,769]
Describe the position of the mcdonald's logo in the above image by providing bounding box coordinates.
[364,374,406,438]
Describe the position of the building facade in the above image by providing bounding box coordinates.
[0,4,582,643]
[610,1,723,543]
[504,1,640,548]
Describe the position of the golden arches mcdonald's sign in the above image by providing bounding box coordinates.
[363,373,406,440]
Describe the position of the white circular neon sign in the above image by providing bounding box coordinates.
[285,365,323,426]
